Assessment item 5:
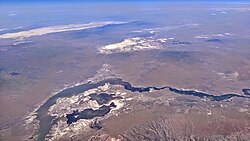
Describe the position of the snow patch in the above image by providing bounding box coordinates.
[98,37,165,54]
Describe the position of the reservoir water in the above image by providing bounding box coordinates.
[36,78,249,141]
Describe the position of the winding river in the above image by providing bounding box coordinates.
[35,78,249,141]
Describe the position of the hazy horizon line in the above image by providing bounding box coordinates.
[1,0,250,4]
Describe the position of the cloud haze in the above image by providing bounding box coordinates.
[0,21,126,39]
